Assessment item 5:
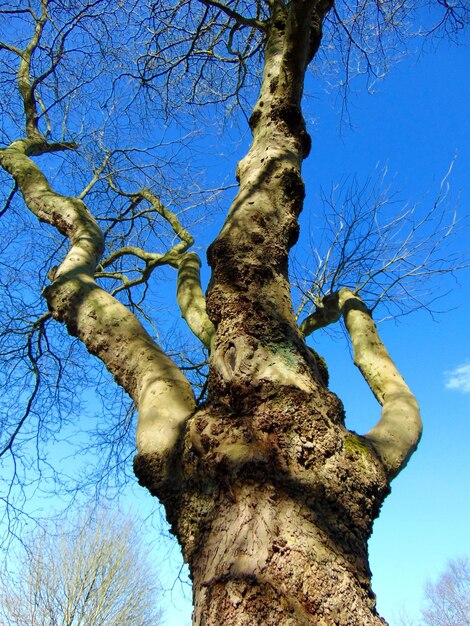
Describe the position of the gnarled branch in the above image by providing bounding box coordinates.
[0,139,196,470]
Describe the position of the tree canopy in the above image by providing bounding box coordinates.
[0,1,468,623]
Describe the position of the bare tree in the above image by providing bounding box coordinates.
[422,557,470,626]
[394,557,470,626]
[0,508,163,626]
[0,1,468,624]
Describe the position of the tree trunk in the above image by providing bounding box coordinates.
[136,382,390,624]
[134,6,394,623]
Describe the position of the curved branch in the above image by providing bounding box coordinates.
[338,288,422,479]
[97,185,197,294]
[0,139,103,277]
[177,251,215,349]
[298,292,341,336]
[16,0,49,139]
[0,139,196,471]
[99,246,166,270]
[198,0,266,32]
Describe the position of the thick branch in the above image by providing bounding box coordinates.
[338,288,422,479]
[45,280,196,462]
[0,139,196,467]
[0,139,103,276]
[206,1,334,392]
[17,0,49,139]
[299,292,341,336]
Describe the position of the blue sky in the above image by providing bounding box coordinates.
[299,28,470,625]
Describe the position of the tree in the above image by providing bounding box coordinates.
[421,556,470,626]
[0,1,467,624]
[394,556,470,626]
[0,508,163,626]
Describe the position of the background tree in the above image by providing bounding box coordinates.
[421,556,470,626]
[0,508,163,626]
[394,556,470,626]
[0,1,468,624]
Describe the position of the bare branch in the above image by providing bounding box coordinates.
[0,182,18,218]
[96,184,197,294]
[296,164,468,330]
[0,508,163,625]
[198,0,266,32]
[0,69,196,472]
[0,313,51,459]
[422,556,470,626]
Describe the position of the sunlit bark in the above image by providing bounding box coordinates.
[300,288,422,479]
[134,2,408,623]
[0,139,196,470]
[206,0,329,393]
[338,288,422,479]
[177,252,215,349]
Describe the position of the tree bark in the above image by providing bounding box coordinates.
[134,3,403,623]
[136,381,391,624]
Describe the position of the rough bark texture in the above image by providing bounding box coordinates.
[135,382,391,625]
[134,2,404,624]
